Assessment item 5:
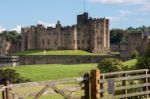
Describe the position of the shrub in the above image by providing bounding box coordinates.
[97,58,124,73]
[0,69,30,84]
[136,56,150,69]
[131,50,139,59]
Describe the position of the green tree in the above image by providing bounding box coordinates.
[0,69,30,84]
[0,31,21,43]
[97,58,125,73]
[136,41,150,69]
[110,29,126,44]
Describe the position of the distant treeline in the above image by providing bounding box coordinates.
[110,25,150,44]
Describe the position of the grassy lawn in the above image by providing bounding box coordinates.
[14,50,105,56]
[123,59,137,67]
[5,64,97,81]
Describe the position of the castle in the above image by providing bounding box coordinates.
[21,12,110,53]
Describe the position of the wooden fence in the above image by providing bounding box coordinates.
[1,69,150,99]
[91,69,150,99]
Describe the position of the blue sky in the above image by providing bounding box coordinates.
[0,0,150,32]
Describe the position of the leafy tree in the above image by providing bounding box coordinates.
[0,69,30,84]
[97,58,125,73]
[136,41,150,69]
[0,31,21,43]
[110,29,126,44]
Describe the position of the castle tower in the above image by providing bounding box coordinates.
[56,21,62,49]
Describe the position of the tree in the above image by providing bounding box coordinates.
[110,29,126,44]
[0,69,30,84]
[97,58,125,73]
[0,31,21,43]
[136,41,150,69]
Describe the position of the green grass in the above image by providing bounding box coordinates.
[123,59,137,67]
[14,50,105,56]
[6,64,97,81]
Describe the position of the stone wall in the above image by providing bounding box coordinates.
[19,55,120,65]
[0,56,19,67]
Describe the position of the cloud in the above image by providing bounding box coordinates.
[37,20,55,28]
[12,25,21,33]
[0,26,6,33]
[106,10,132,22]
[89,0,149,4]
[137,3,150,12]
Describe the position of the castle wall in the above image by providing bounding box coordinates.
[19,55,119,65]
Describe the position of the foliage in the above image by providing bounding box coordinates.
[131,50,139,59]
[0,31,21,43]
[123,59,137,68]
[97,58,125,73]
[0,69,30,84]
[136,41,150,69]
[136,56,150,69]
[110,29,126,44]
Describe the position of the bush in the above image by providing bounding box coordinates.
[131,50,139,59]
[0,69,30,84]
[136,56,150,69]
[97,58,125,73]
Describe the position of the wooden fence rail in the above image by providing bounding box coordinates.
[1,69,150,99]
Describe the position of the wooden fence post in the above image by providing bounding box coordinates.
[2,80,11,99]
[5,80,11,99]
[90,69,100,99]
[2,88,6,99]
[83,73,90,99]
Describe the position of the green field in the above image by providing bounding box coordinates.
[6,64,97,81]
[2,59,137,82]
[14,50,107,56]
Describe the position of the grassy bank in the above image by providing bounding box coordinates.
[14,50,104,56]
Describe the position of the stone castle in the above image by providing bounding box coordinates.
[21,12,110,53]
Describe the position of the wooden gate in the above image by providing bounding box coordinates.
[91,69,150,99]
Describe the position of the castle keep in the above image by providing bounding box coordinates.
[21,13,110,53]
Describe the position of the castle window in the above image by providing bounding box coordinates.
[77,33,80,36]
[42,40,45,45]
[77,40,80,44]
[73,40,75,44]
[82,40,84,44]
[47,39,50,45]
[87,40,90,44]
[69,40,71,44]
[55,40,57,45]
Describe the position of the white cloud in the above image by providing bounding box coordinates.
[106,10,132,22]
[0,26,6,33]
[37,20,55,28]
[12,25,21,33]
[89,0,149,4]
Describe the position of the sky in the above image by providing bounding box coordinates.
[0,0,150,33]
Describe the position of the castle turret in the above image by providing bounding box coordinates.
[77,12,88,25]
